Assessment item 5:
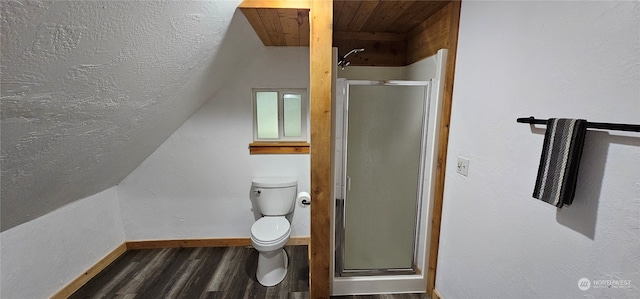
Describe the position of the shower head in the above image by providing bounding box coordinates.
[344,48,365,58]
[338,48,365,70]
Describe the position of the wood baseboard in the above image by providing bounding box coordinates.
[286,237,310,246]
[51,243,127,299]
[432,288,443,299]
[125,237,310,250]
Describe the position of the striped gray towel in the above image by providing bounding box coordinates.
[533,118,587,207]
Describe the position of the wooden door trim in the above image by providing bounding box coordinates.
[426,0,461,294]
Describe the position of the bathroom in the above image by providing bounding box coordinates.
[1,1,638,299]
[1,0,447,294]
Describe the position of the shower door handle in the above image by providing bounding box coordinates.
[346,176,351,192]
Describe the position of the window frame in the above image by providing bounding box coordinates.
[252,88,309,142]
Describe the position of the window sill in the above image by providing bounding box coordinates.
[249,142,310,155]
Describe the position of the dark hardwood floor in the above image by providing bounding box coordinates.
[70,245,428,299]
[70,245,309,299]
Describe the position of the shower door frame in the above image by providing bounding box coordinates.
[334,79,432,278]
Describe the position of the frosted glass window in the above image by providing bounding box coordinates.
[252,88,307,142]
[256,91,279,139]
[283,94,302,137]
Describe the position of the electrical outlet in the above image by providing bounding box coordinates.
[457,157,469,176]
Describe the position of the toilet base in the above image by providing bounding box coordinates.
[256,248,289,287]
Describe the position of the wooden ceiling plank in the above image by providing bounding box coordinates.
[386,2,428,32]
[333,0,346,26]
[278,9,301,46]
[386,1,445,32]
[335,0,361,32]
[333,31,406,42]
[345,0,379,32]
[408,2,450,38]
[240,0,451,48]
[407,2,451,63]
[239,8,275,46]
[257,8,287,46]
[405,1,450,32]
[369,0,416,32]
[358,1,399,32]
[298,10,310,46]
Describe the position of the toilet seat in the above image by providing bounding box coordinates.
[251,217,290,245]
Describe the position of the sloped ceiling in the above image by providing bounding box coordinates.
[0,0,258,231]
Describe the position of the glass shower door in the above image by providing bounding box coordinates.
[338,81,429,275]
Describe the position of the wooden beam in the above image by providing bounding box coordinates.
[309,0,333,298]
[427,0,461,295]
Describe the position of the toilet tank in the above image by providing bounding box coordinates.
[252,178,297,216]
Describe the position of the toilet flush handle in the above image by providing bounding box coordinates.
[254,190,261,197]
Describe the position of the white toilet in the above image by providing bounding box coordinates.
[250,177,297,287]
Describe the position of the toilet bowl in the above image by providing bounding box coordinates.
[250,178,297,287]
[250,216,291,286]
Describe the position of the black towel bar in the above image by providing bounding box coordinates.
[517,117,640,132]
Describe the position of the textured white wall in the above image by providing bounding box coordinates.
[0,0,249,230]
[436,1,640,298]
[118,47,310,240]
[0,186,125,298]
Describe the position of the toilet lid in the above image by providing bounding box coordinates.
[252,177,297,188]
[251,217,290,242]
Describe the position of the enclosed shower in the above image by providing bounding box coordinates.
[331,49,448,295]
